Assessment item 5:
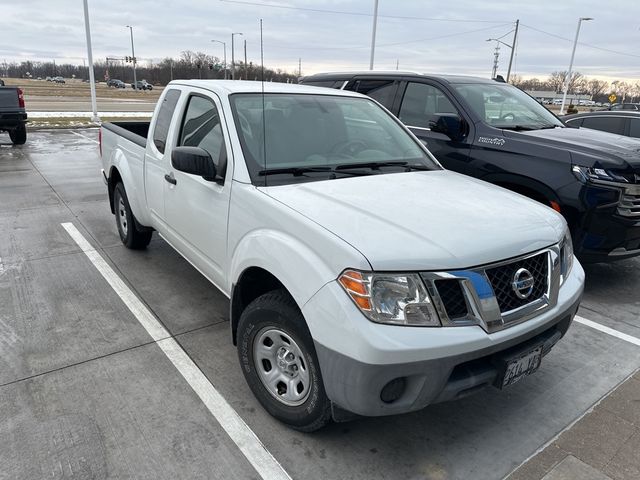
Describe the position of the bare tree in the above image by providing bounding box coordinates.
[548,71,585,93]
[586,79,608,99]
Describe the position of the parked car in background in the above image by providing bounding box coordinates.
[563,110,640,138]
[107,79,126,88]
[132,79,153,90]
[52,76,65,84]
[0,85,27,144]
[99,80,583,431]
[608,103,640,111]
[300,71,640,262]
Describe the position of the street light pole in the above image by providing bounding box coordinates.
[211,40,227,79]
[126,25,137,90]
[369,0,379,70]
[506,19,519,82]
[560,17,593,115]
[231,32,243,80]
[486,19,519,82]
[82,0,99,123]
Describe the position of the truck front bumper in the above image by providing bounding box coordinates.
[303,260,584,417]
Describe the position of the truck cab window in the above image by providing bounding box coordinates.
[179,95,225,162]
[152,89,181,153]
[354,80,398,109]
[399,82,458,129]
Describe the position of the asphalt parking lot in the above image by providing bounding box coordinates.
[1,129,639,480]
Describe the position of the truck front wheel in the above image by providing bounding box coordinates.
[9,124,26,145]
[113,182,152,249]
[237,289,332,432]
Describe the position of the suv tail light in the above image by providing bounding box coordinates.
[17,88,25,108]
[98,128,102,157]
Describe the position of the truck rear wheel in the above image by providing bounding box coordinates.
[237,289,332,432]
[113,182,152,249]
[9,124,26,145]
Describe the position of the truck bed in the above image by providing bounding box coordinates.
[102,121,150,148]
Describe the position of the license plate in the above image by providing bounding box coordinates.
[499,345,543,388]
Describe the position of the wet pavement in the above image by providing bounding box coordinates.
[0,129,639,480]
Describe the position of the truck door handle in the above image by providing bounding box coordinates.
[164,173,177,185]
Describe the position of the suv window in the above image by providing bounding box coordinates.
[153,89,181,153]
[629,118,640,138]
[155,88,180,153]
[354,80,398,109]
[581,116,626,135]
[399,82,458,128]
[179,95,226,162]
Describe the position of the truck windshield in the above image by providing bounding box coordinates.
[229,93,439,185]
[453,83,564,130]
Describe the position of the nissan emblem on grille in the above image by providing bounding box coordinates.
[512,268,535,299]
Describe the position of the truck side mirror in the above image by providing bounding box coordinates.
[171,146,217,181]
[429,114,464,141]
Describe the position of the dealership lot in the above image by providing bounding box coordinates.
[1,129,639,479]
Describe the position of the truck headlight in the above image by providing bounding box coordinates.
[572,165,628,184]
[338,270,441,326]
[560,229,573,285]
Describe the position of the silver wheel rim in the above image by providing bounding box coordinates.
[117,196,128,236]
[253,327,312,406]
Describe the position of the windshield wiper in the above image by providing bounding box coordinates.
[499,125,537,131]
[500,124,562,131]
[257,166,370,177]
[335,161,431,172]
[258,166,332,176]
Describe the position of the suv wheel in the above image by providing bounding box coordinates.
[237,289,332,432]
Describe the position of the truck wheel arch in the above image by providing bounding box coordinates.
[484,174,559,207]
[107,166,123,214]
[488,174,580,231]
[231,267,291,345]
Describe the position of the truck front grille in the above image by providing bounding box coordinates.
[618,190,640,217]
[485,252,549,313]
[434,279,468,320]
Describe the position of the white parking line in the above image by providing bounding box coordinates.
[70,130,99,144]
[61,222,292,480]
[574,315,640,347]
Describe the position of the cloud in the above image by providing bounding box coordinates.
[1,0,639,81]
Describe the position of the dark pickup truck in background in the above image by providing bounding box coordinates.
[300,72,640,263]
[0,85,27,145]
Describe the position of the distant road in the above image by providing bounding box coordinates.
[26,96,156,112]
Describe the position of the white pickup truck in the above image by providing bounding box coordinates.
[100,80,585,431]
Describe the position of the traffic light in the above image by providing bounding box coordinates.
[208,64,213,70]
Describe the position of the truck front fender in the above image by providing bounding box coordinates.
[229,228,369,341]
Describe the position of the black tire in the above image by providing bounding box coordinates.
[237,289,332,432]
[9,124,26,145]
[113,182,152,249]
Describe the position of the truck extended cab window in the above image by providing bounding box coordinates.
[179,95,225,163]
[152,89,181,153]
[229,93,438,186]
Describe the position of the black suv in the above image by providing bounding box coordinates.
[300,72,640,262]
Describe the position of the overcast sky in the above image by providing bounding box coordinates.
[2,0,639,81]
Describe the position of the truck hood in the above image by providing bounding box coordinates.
[505,126,640,169]
[261,171,565,271]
